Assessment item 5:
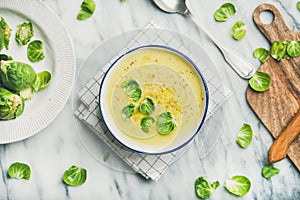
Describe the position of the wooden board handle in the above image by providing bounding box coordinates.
[268,111,300,163]
[253,3,294,42]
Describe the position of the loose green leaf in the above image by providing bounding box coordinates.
[15,21,34,46]
[249,71,271,92]
[270,41,287,61]
[253,48,269,63]
[0,17,12,50]
[214,3,236,22]
[139,97,155,115]
[225,175,251,196]
[121,79,142,101]
[121,103,135,119]
[77,0,96,20]
[63,165,87,186]
[262,164,280,179]
[286,40,300,57]
[120,0,127,2]
[232,21,246,41]
[297,1,300,11]
[140,116,155,133]
[32,71,52,91]
[195,177,220,199]
[157,112,176,135]
[27,40,45,62]
[8,162,31,180]
[236,123,253,148]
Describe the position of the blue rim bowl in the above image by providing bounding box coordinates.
[99,45,209,155]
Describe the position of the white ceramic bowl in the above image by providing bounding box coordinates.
[99,45,209,154]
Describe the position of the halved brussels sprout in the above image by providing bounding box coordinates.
[0,87,25,120]
[0,61,37,92]
[15,21,34,46]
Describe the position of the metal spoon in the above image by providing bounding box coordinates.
[152,0,256,79]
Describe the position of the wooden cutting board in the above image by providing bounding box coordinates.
[246,4,300,170]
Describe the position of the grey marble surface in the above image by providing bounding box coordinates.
[0,0,299,199]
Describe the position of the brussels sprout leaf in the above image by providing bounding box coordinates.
[297,2,300,11]
[0,17,12,50]
[32,71,52,91]
[236,123,253,148]
[157,112,176,135]
[225,175,251,196]
[15,21,34,46]
[63,165,87,186]
[249,71,271,92]
[8,162,31,180]
[140,116,155,133]
[214,3,236,22]
[121,104,135,119]
[232,21,246,41]
[195,177,220,199]
[27,40,45,62]
[121,79,142,101]
[286,40,300,57]
[270,41,287,61]
[253,48,269,63]
[262,164,280,179]
[139,97,155,115]
[77,0,96,20]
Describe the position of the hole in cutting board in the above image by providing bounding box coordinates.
[259,10,274,25]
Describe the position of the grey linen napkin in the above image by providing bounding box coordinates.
[74,22,232,181]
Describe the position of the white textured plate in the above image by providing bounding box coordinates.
[0,0,75,143]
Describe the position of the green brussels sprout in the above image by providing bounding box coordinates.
[0,17,12,51]
[0,61,37,92]
[15,21,34,46]
[0,87,25,120]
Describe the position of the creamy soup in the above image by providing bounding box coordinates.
[105,47,206,149]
